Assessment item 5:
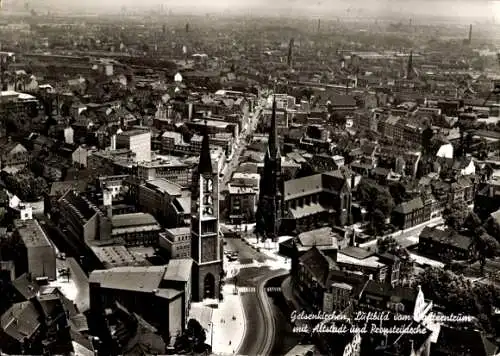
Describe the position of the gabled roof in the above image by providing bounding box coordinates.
[50,180,88,197]
[491,209,500,225]
[394,197,424,214]
[298,246,339,288]
[284,170,348,200]
[11,273,40,300]
[0,139,27,156]
[1,301,41,342]
[297,227,339,249]
[419,226,473,250]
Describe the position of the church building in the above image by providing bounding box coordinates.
[190,123,224,301]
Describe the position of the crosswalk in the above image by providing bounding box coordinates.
[236,286,282,294]
[238,287,256,293]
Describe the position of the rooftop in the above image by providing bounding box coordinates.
[297,227,338,250]
[59,191,100,222]
[165,226,190,237]
[163,259,193,282]
[89,266,166,293]
[117,129,151,137]
[1,301,41,342]
[14,219,52,248]
[138,157,187,168]
[144,178,183,196]
[90,244,144,267]
[111,213,159,228]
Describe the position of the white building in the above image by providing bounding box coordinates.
[116,130,151,163]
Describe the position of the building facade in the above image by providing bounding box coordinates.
[159,227,191,259]
[190,126,223,301]
[13,219,56,280]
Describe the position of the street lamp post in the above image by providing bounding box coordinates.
[207,322,214,353]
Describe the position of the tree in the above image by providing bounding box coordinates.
[295,162,316,179]
[486,217,500,241]
[174,318,207,354]
[442,200,470,231]
[388,181,407,205]
[372,209,386,236]
[377,236,399,253]
[464,211,483,233]
[476,232,500,259]
[357,178,395,219]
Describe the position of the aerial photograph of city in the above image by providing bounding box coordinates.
[0,0,500,355]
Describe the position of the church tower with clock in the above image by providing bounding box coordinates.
[190,124,223,301]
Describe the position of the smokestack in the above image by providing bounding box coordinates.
[468,24,472,44]
[287,38,294,69]
[317,19,321,33]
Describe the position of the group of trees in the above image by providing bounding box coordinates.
[418,267,500,334]
[3,169,49,202]
[173,318,209,354]
[356,178,395,236]
[442,201,500,266]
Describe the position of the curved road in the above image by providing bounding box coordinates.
[237,269,288,356]
[255,270,289,356]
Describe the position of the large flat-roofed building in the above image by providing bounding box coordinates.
[89,261,193,340]
[137,157,192,187]
[110,213,161,246]
[159,227,191,259]
[187,118,238,139]
[13,219,56,280]
[137,178,191,227]
[88,242,149,269]
[116,130,151,163]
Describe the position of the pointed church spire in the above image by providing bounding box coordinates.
[406,50,414,80]
[198,120,212,174]
[268,95,280,159]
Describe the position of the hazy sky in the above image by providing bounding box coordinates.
[5,0,500,20]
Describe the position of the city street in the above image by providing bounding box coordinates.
[224,237,271,264]
[222,228,290,355]
[220,106,262,192]
[49,257,90,313]
[360,216,445,251]
[231,266,288,356]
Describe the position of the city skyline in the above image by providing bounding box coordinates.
[1,0,498,22]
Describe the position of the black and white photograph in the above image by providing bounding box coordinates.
[0,0,500,355]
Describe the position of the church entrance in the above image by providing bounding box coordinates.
[203,273,215,299]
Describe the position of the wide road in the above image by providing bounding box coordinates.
[223,233,286,355]
[221,106,262,192]
[234,266,288,356]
